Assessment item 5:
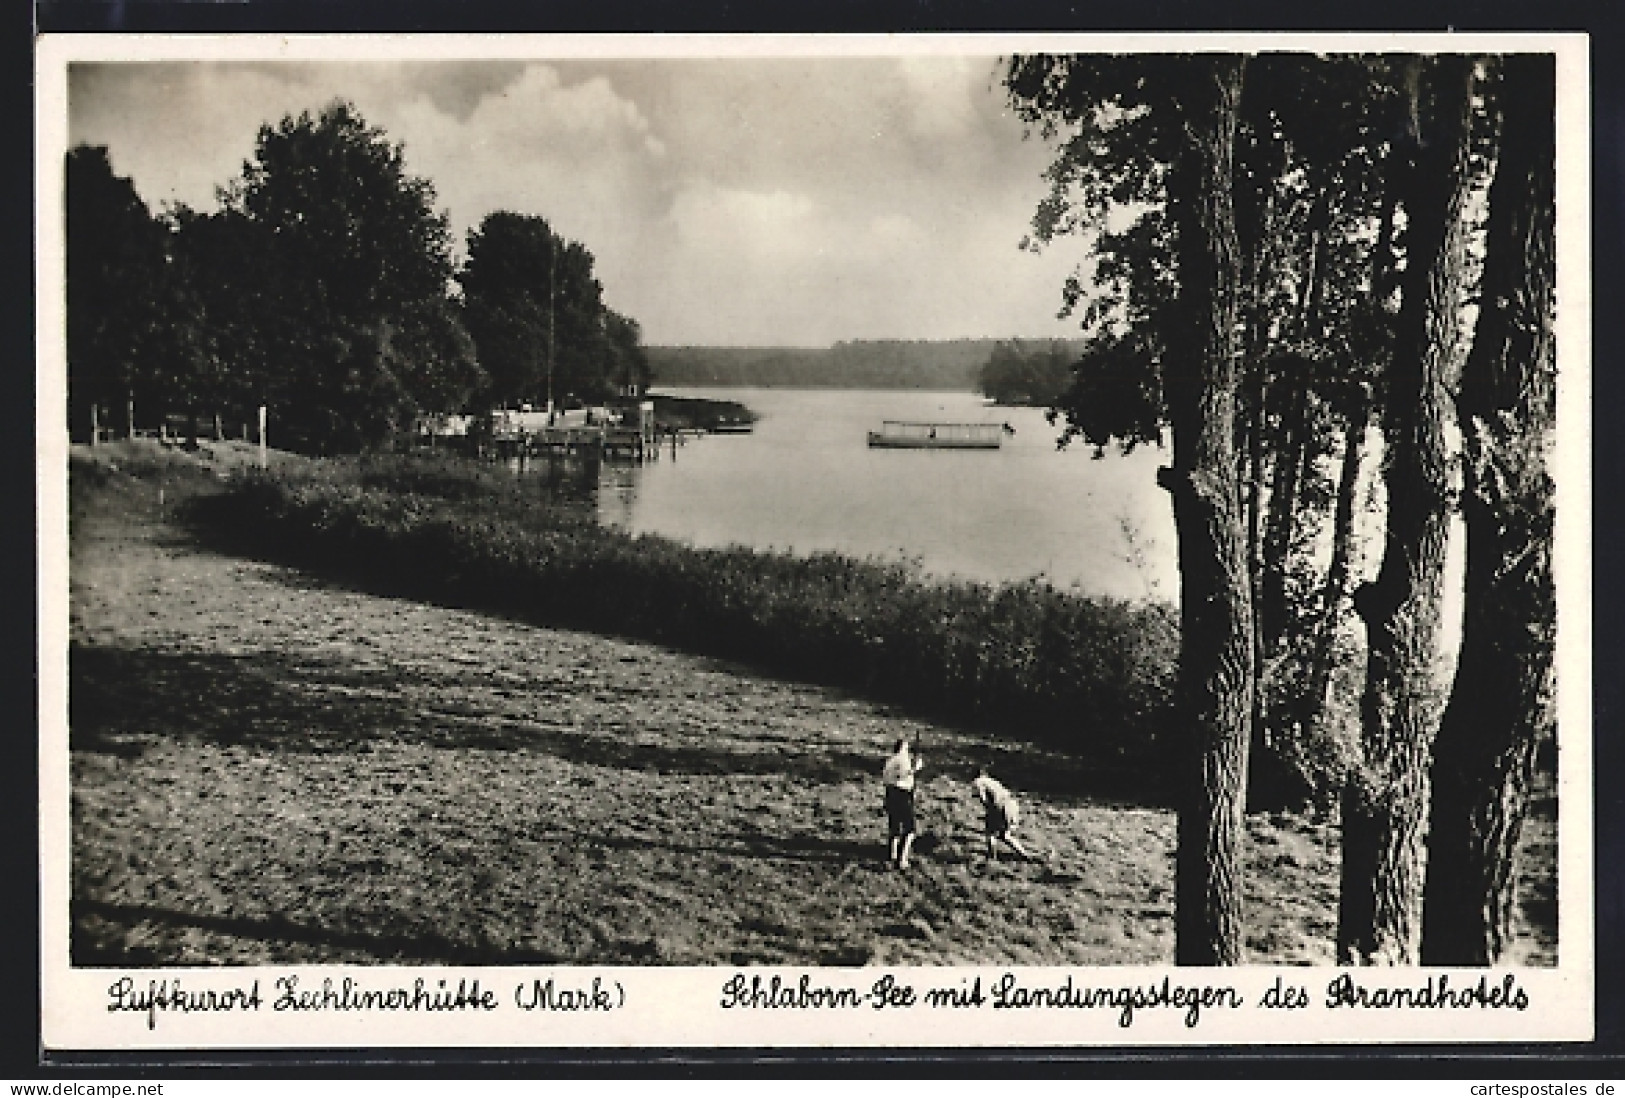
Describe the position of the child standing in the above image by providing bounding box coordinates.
[882,738,925,870]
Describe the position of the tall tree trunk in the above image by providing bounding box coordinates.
[1338,55,1476,965]
[1371,162,1400,305]
[1299,395,1371,740]
[1247,375,1267,635]
[1294,187,1333,336]
[1259,192,1330,663]
[1247,360,1269,758]
[1245,175,1279,690]
[1420,53,1557,965]
[1240,183,1274,691]
[1298,132,1398,748]
[1259,379,1312,650]
[1160,55,1255,966]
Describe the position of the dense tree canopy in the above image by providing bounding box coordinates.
[65,145,170,438]
[976,340,1080,408]
[461,211,650,411]
[1010,55,1431,812]
[227,102,455,322]
[209,102,478,452]
[67,101,647,452]
[460,211,554,409]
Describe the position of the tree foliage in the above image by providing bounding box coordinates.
[67,101,650,454]
[206,101,478,452]
[976,340,1080,407]
[1010,55,1439,812]
[65,146,170,437]
[461,211,650,411]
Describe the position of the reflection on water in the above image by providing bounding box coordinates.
[597,459,642,530]
[502,449,604,509]
[578,388,1181,601]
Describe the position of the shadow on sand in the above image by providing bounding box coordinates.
[72,898,566,967]
[74,644,875,785]
[71,642,1153,803]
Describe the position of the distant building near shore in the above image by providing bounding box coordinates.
[417,413,474,439]
[417,400,657,451]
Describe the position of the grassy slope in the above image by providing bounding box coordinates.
[66,442,1556,967]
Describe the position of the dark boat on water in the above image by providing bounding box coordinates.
[866,420,1005,450]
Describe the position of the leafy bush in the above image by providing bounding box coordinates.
[191,456,1179,774]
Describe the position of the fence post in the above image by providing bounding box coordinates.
[90,403,99,448]
[258,405,268,469]
[127,394,136,440]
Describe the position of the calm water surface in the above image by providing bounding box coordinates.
[595,388,1178,601]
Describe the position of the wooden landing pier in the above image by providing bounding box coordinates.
[490,424,671,461]
[476,399,672,462]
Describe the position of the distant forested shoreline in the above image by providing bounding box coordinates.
[648,339,1088,407]
[648,340,998,390]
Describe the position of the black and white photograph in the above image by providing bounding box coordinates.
[36,34,1592,1048]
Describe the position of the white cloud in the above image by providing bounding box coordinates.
[670,185,817,257]
[388,64,669,242]
[867,213,922,248]
[70,65,308,213]
[68,57,1085,346]
[894,56,982,139]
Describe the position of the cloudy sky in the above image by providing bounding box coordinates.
[67,56,1086,347]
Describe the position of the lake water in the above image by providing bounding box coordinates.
[593,388,1180,601]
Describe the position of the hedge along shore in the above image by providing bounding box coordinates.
[189,453,1183,789]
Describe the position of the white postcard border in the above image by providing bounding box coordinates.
[35,31,1596,1052]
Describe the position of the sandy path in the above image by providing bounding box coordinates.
[68,463,1549,967]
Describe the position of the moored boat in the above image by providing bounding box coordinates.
[866,420,1004,449]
